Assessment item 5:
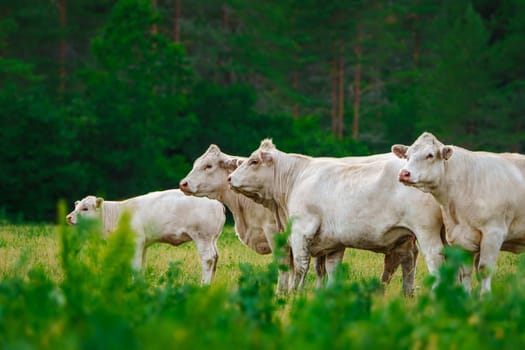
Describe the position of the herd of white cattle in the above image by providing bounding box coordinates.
[66,132,525,295]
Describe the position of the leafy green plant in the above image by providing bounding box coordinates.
[3,209,525,349]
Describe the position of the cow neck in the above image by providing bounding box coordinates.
[221,189,250,239]
[273,201,288,233]
[271,151,310,231]
[432,147,466,206]
[101,201,123,236]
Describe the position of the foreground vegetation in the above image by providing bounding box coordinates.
[1,209,524,349]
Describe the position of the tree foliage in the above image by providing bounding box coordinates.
[1,0,524,220]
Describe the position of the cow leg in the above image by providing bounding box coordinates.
[276,245,293,293]
[131,235,146,273]
[290,217,320,291]
[212,239,220,281]
[381,238,418,296]
[477,228,505,295]
[287,249,295,291]
[399,239,418,296]
[291,244,310,291]
[276,270,291,293]
[314,255,326,288]
[458,250,480,294]
[325,249,345,286]
[413,228,444,282]
[381,252,400,285]
[264,230,292,293]
[195,238,219,285]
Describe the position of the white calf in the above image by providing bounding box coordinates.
[66,189,226,284]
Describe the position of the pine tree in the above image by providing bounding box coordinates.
[415,1,492,148]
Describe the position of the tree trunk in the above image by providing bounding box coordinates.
[513,116,522,152]
[352,21,362,140]
[151,0,158,34]
[331,57,338,137]
[337,55,345,139]
[58,0,66,94]
[1,9,8,57]
[221,5,235,84]
[292,71,299,119]
[174,0,181,42]
[412,0,420,68]
[150,0,158,94]
[223,3,228,27]
[413,29,420,67]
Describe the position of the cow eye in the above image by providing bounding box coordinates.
[248,159,259,166]
[204,164,212,170]
[81,207,88,211]
[426,153,434,160]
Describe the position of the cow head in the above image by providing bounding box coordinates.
[179,144,244,200]
[228,139,276,204]
[391,132,453,193]
[66,195,104,225]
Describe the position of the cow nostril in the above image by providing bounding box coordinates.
[400,170,410,179]
[180,181,188,188]
[227,176,231,183]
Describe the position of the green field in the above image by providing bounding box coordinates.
[0,223,435,295]
[0,223,520,294]
[1,222,524,349]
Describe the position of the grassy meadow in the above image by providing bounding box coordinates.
[0,223,430,294]
[0,223,521,295]
[1,219,525,349]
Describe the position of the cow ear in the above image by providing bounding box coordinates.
[96,197,104,208]
[441,146,453,160]
[207,144,220,155]
[260,151,273,164]
[222,158,241,171]
[391,144,408,159]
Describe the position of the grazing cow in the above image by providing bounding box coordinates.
[392,132,525,294]
[66,189,226,285]
[228,139,444,294]
[179,145,416,291]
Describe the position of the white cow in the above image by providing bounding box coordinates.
[228,139,444,293]
[179,145,334,292]
[66,189,226,285]
[392,131,525,294]
[179,145,292,292]
[179,145,418,292]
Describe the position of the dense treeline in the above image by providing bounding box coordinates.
[1,0,524,221]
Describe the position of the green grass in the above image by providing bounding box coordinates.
[0,223,408,293]
[0,223,520,295]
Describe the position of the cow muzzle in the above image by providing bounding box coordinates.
[398,169,412,183]
[66,214,76,225]
[179,180,193,194]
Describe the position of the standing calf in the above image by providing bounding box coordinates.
[66,189,226,285]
